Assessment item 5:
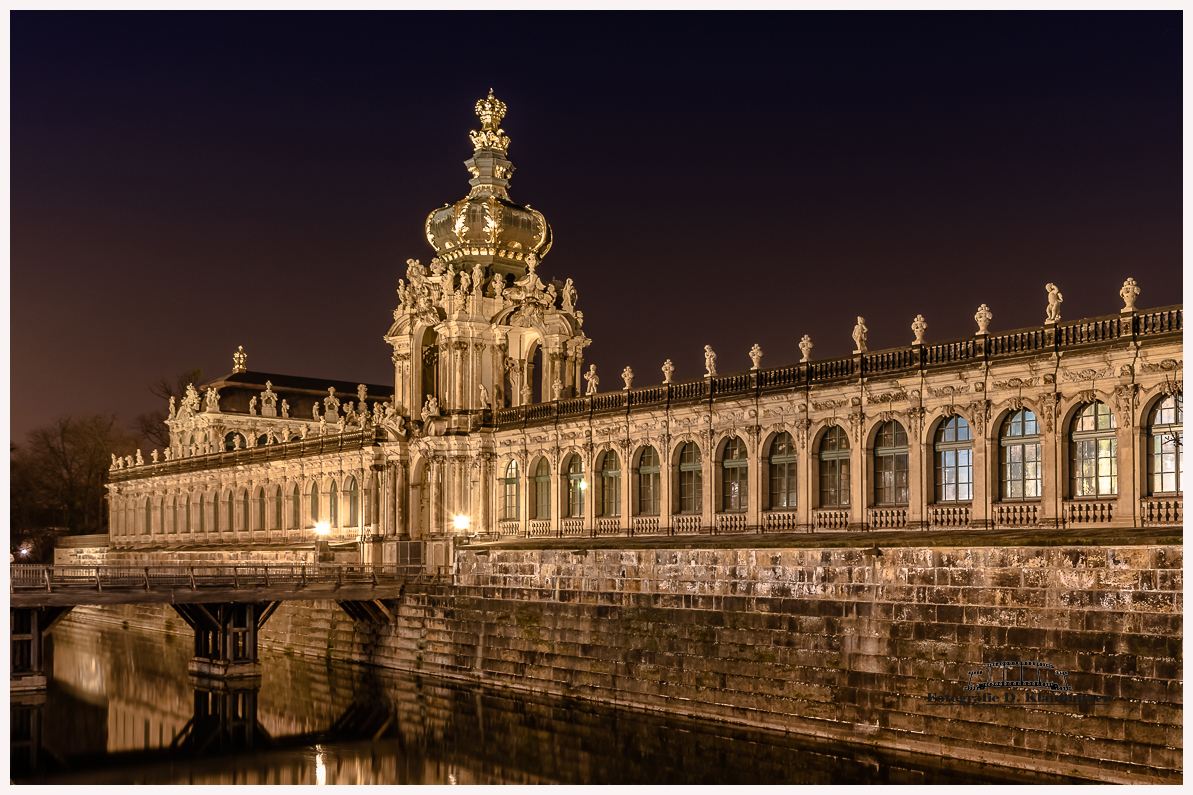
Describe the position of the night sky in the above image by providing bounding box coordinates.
[10,12,1183,446]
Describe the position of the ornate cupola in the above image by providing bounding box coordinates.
[423,90,553,284]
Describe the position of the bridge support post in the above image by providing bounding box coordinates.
[171,675,270,753]
[10,606,74,692]
[170,602,280,680]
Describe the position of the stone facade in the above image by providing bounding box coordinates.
[104,92,1183,568]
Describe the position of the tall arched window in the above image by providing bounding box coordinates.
[171,497,178,534]
[329,481,339,526]
[241,490,251,531]
[212,493,219,532]
[310,481,320,523]
[534,459,551,519]
[274,486,283,530]
[224,432,246,451]
[934,416,973,503]
[818,426,850,508]
[198,495,205,533]
[600,451,621,517]
[346,477,360,527]
[565,455,585,518]
[145,498,152,535]
[637,446,660,516]
[721,437,748,511]
[1149,394,1183,495]
[873,420,909,506]
[678,443,702,513]
[370,475,381,527]
[292,483,301,529]
[1071,401,1117,497]
[226,491,234,531]
[503,461,520,520]
[185,496,192,533]
[255,488,265,531]
[769,432,797,510]
[1000,409,1041,499]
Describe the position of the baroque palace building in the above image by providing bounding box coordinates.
[103,92,1184,571]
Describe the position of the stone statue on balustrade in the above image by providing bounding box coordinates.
[151,449,159,463]
[168,396,176,420]
[472,263,485,295]
[248,397,257,416]
[479,384,491,409]
[552,379,563,400]
[662,359,675,383]
[324,387,340,418]
[622,367,634,390]
[261,381,278,416]
[799,335,813,362]
[111,453,118,470]
[584,365,599,396]
[423,394,440,418]
[974,304,993,335]
[1120,278,1140,313]
[281,399,290,419]
[911,315,927,345]
[204,387,220,413]
[852,318,868,353]
[704,346,717,377]
[135,450,144,466]
[749,344,763,370]
[561,278,577,313]
[344,402,357,425]
[1045,283,1063,324]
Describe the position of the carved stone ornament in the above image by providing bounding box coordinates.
[621,366,634,390]
[584,364,599,396]
[552,379,563,401]
[1140,359,1182,373]
[907,406,926,437]
[812,398,847,411]
[789,336,809,366]
[749,344,763,370]
[662,359,675,384]
[852,317,868,353]
[847,411,864,442]
[1077,389,1097,405]
[1045,283,1063,324]
[974,304,993,335]
[927,385,970,398]
[1113,384,1137,427]
[704,345,717,377]
[911,315,927,345]
[233,345,247,373]
[1119,277,1140,312]
[1039,393,1059,434]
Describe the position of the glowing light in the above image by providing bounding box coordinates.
[579,480,588,491]
[315,744,327,785]
[314,522,330,536]
[452,515,471,532]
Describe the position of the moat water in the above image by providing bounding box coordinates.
[12,620,1087,785]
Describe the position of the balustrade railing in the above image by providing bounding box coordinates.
[758,366,799,389]
[867,508,908,530]
[498,520,520,536]
[714,513,748,533]
[924,339,977,365]
[988,328,1044,357]
[994,503,1039,527]
[1064,499,1115,525]
[10,563,429,592]
[672,515,702,534]
[929,505,971,528]
[763,511,800,532]
[1136,306,1182,336]
[812,509,849,531]
[1057,316,1123,346]
[561,518,584,537]
[1140,496,1182,526]
[630,516,658,535]
[864,348,915,373]
[527,520,552,537]
[808,357,853,382]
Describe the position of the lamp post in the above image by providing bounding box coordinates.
[313,521,332,563]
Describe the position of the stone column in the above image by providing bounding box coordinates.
[1040,395,1061,529]
[970,420,991,530]
[850,422,866,531]
[747,428,762,530]
[906,427,925,531]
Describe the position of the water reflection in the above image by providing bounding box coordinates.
[13,619,1089,784]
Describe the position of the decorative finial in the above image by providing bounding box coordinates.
[974,304,992,335]
[470,90,510,152]
[232,345,247,373]
[911,314,927,345]
[1120,278,1140,313]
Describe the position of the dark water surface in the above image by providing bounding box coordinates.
[12,619,1087,785]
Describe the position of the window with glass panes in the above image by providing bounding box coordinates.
[873,421,909,506]
[534,459,551,519]
[310,482,320,522]
[769,432,797,509]
[566,455,585,518]
[678,443,702,513]
[1149,394,1182,495]
[502,460,519,519]
[637,446,660,515]
[934,416,973,502]
[292,484,301,528]
[601,451,621,516]
[241,490,250,530]
[329,482,339,525]
[818,426,850,507]
[346,477,359,526]
[256,488,265,530]
[721,437,748,511]
[1000,409,1041,499]
[274,487,283,530]
[1070,402,1117,497]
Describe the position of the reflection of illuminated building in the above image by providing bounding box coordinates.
[93,92,1183,573]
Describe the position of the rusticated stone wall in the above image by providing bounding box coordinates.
[68,544,1182,783]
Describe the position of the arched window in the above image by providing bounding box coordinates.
[502,461,519,520]
[370,474,381,528]
[171,497,178,534]
[534,459,551,519]
[1148,394,1183,495]
[637,446,660,516]
[255,488,265,531]
[678,443,702,513]
[329,481,339,526]
[241,490,251,531]
[565,455,585,518]
[310,481,320,523]
[185,496,192,533]
[934,416,973,503]
[346,477,360,526]
[158,499,165,534]
[257,434,269,448]
[600,451,621,517]
[292,483,301,529]
[1071,401,1117,497]
[145,498,152,535]
[1000,409,1041,500]
[274,486,283,530]
[721,437,748,511]
[212,493,219,532]
[226,491,234,531]
[769,432,797,510]
[819,426,850,508]
[224,432,246,451]
[873,421,909,506]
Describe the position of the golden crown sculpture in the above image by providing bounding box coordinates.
[469,89,511,153]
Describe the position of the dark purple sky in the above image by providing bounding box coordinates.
[11,11,1183,446]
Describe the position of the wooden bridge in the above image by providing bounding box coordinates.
[10,563,442,690]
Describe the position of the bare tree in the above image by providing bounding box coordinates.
[133,368,203,449]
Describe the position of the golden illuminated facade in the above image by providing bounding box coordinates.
[100,93,1184,571]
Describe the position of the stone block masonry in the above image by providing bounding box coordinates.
[67,543,1182,784]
